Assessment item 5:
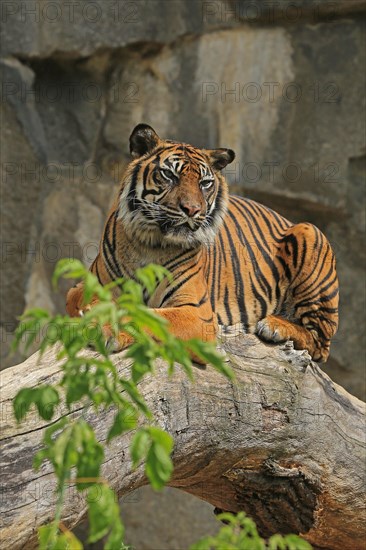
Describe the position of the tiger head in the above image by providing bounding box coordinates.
[118,124,235,248]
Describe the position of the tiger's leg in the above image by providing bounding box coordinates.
[256,223,339,362]
[66,282,135,349]
[66,282,87,317]
[148,305,217,364]
[151,306,217,342]
[67,284,217,361]
[94,305,217,358]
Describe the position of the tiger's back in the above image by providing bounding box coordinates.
[206,196,338,361]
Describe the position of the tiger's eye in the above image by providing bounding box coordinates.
[160,168,175,181]
[200,179,214,190]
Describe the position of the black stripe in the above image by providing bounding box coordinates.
[234,199,284,305]
[222,219,248,329]
[216,244,222,301]
[164,250,199,273]
[295,284,339,310]
[210,240,217,311]
[199,315,214,323]
[112,210,118,251]
[160,267,201,307]
[218,232,227,267]
[127,164,142,212]
[296,258,336,302]
[95,261,102,284]
[174,292,209,308]
[102,243,119,280]
[281,234,298,268]
[293,236,307,282]
[249,272,267,318]
[103,212,124,278]
[244,200,285,243]
[224,285,233,325]
[292,230,323,293]
[277,256,292,282]
[229,200,278,302]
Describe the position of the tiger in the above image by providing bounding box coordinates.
[66,123,339,363]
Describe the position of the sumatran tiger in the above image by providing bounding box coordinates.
[66,124,339,363]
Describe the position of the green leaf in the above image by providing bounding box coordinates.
[12,258,250,550]
[119,379,152,419]
[145,442,173,490]
[147,426,174,454]
[187,339,235,381]
[281,535,313,550]
[125,344,156,383]
[83,271,100,305]
[104,519,125,550]
[33,446,52,470]
[13,386,59,422]
[268,534,287,550]
[53,427,78,478]
[52,258,87,289]
[36,386,60,421]
[74,421,104,490]
[129,427,175,490]
[20,308,50,321]
[11,311,50,354]
[190,537,213,550]
[38,524,83,550]
[107,406,138,442]
[87,485,119,543]
[13,388,38,422]
[38,524,57,550]
[190,511,270,550]
[130,430,150,468]
[126,306,169,341]
[135,264,170,296]
[43,417,69,447]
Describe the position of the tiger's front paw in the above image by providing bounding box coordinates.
[102,325,134,353]
[87,324,134,353]
[255,315,290,344]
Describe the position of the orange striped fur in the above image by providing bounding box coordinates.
[67,124,339,362]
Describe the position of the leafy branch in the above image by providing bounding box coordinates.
[191,512,312,550]
[12,259,232,549]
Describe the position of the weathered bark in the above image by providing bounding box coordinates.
[1,335,365,550]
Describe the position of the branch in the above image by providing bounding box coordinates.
[1,335,365,550]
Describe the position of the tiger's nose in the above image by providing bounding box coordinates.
[180,201,201,218]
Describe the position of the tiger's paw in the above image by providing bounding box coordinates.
[104,325,134,353]
[87,324,134,353]
[255,315,290,344]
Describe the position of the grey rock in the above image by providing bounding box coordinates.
[0,0,225,59]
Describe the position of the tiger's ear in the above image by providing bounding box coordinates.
[130,124,161,158]
[206,148,235,171]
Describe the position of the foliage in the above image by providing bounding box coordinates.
[190,512,312,550]
[12,259,232,550]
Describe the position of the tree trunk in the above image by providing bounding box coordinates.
[1,335,365,550]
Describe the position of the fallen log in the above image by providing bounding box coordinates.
[1,335,365,550]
